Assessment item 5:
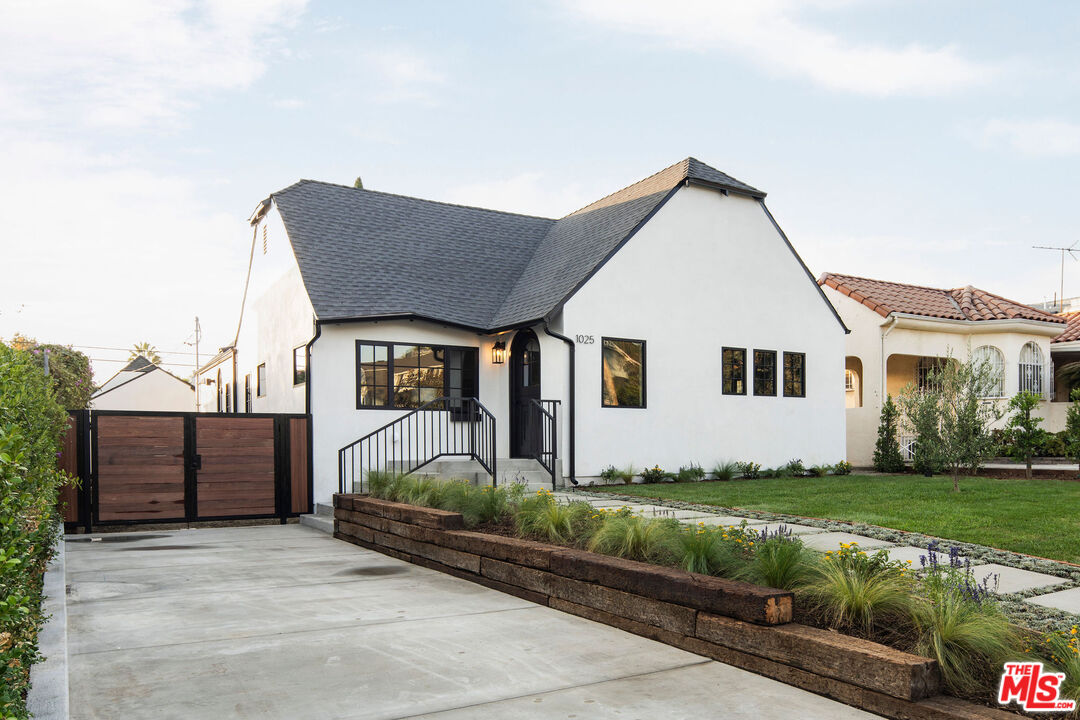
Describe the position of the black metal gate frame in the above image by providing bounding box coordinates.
[78,410,312,533]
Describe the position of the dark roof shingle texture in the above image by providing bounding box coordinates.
[818,273,1064,324]
[272,157,762,330]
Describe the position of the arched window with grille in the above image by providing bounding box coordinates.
[972,345,1005,398]
[915,357,945,392]
[1018,342,1045,396]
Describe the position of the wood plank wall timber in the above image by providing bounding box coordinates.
[57,413,81,523]
[196,416,275,518]
[96,415,186,521]
[289,417,309,514]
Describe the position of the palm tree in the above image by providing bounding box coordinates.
[129,341,161,364]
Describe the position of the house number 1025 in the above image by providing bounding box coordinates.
[575,335,595,344]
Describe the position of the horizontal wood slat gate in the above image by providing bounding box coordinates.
[58,411,311,531]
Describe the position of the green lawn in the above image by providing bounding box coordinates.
[591,475,1080,563]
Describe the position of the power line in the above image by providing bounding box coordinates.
[87,357,195,366]
[73,344,201,356]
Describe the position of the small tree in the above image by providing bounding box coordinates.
[1007,390,1045,480]
[873,395,905,473]
[1064,388,1080,476]
[899,356,1002,491]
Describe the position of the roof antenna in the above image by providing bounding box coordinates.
[1032,242,1078,313]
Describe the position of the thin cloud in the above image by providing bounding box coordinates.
[564,0,993,96]
[364,48,447,105]
[978,118,1080,157]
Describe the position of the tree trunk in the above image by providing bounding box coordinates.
[1026,459,1032,481]
[951,471,960,492]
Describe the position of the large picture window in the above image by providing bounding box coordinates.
[753,350,776,396]
[722,347,746,395]
[783,352,805,398]
[602,337,646,408]
[356,341,478,409]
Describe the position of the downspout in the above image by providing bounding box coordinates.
[543,323,577,486]
[303,318,320,513]
[305,319,321,416]
[880,316,899,403]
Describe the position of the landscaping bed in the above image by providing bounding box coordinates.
[334,493,1023,720]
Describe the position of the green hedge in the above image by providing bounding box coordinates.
[0,343,70,720]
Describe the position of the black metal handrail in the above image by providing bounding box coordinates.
[526,399,559,488]
[338,396,497,494]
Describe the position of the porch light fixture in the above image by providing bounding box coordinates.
[492,341,506,364]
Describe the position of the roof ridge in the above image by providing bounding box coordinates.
[961,286,1062,321]
[822,271,951,294]
[276,179,557,222]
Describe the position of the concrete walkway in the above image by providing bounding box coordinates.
[65,524,878,720]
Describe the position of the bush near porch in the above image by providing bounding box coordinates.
[591,475,1080,565]
[0,343,71,720]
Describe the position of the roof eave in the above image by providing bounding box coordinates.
[888,313,1066,337]
[684,177,766,200]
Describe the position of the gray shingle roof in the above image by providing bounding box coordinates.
[270,157,764,331]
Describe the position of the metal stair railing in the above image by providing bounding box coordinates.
[526,399,559,489]
[338,396,496,494]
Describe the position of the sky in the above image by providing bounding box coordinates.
[2,0,1080,382]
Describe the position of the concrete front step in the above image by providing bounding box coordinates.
[299,514,334,534]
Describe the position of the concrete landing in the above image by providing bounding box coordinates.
[64,524,878,720]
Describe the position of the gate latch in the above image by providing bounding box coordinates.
[190,454,202,471]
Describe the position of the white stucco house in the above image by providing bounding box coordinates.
[819,273,1066,465]
[211,157,848,504]
[91,355,195,411]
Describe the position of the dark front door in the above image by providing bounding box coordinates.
[509,329,541,458]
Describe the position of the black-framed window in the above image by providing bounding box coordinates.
[356,340,478,409]
[293,346,307,385]
[244,374,252,412]
[601,337,646,408]
[783,352,805,398]
[256,363,267,397]
[216,369,222,411]
[753,350,776,396]
[225,383,232,413]
[722,347,746,395]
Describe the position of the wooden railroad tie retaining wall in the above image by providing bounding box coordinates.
[332,494,1014,720]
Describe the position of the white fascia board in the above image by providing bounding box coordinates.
[885,313,1066,338]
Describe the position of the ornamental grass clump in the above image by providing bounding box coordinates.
[802,542,914,634]
[911,542,1019,696]
[1039,626,1080,714]
[587,513,680,564]
[675,522,746,576]
[515,491,595,545]
[711,460,739,481]
[738,527,812,590]
[366,470,396,498]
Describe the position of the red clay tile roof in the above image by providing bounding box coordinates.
[1053,311,1080,342]
[818,273,1065,325]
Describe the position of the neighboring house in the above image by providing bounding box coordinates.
[90,356,195,411]
[1048,312,1080,423]
[195,346,236,413]
[223,157,848,504]
[819,273,1066,465]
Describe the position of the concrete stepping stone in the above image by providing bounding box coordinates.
[750,522,827,537]
[879,546,968,568]
[1024,586,1080,614]
[684,515,768,528]
[800,532,893,552]
[965,563,1069,595]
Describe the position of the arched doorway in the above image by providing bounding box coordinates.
[509,329,540,458]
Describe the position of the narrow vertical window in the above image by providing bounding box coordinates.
[356,341,390,408]
[293,346,307,385]
[256,363,267,397]
[753,350,776,396]
[601,338,646,408]
[722,348,746,395]
[783,352,805,398]
[225,383,232,413]
[244,374,252,412]
[216,369,222,411]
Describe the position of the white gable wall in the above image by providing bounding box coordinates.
[91,369,194,411]
[231,204,315,414]
[560,184,846,477]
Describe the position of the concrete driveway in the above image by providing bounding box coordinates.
[65,524,878,719]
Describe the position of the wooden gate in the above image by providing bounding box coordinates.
[66,411,311,530]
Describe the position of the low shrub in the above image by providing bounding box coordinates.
[802,543,914,634]
[711,460,739,481]
[739,528,812,590]
[780,458,805,477]
[832,460,853,475]
[599,465,621,485]
[736,461,761,479]
[806,464,832,477]
[587,514,679,564]
[639,465,670,483]
[675,463,705,483]
[616,465,636,485]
